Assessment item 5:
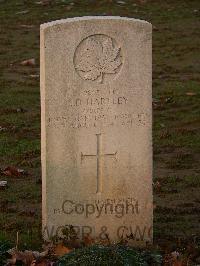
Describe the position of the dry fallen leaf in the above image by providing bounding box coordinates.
[153,25,159,31]
[38,262,52,266]
[2,166,26,177]
[7,248,34,266]
[30,74,40,78]
[138,0,147,4]
[186,92,197,96]
[20,24,35,28]
[31,259,53,266]
[83,234,95,246]
[0,180,7,187]
[116,1,126,4]
[153,181,161,192]
[20,58,36,66]
[163,251,190,266]
[19,207,36,217]
[54,243,72,257]
[64,5,73,11]
[0,126,7,132]
[35,0,52,5]
[7,248,48,266]
[16,10,29,15]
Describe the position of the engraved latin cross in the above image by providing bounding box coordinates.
[81,134,117,193]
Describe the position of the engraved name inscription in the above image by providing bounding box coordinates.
[69,96,128,107]
[47,87,150,130]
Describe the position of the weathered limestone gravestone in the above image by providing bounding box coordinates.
[40,16,152,245]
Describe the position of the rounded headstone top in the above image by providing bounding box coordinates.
[40,16,152,30]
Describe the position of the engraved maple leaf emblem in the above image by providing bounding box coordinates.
[75,37,122,83]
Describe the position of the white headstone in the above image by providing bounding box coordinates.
[40,16,152,245]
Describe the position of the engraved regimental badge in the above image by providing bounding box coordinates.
[74,34,123,84]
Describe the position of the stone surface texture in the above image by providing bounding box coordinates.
[40,16,152,245]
